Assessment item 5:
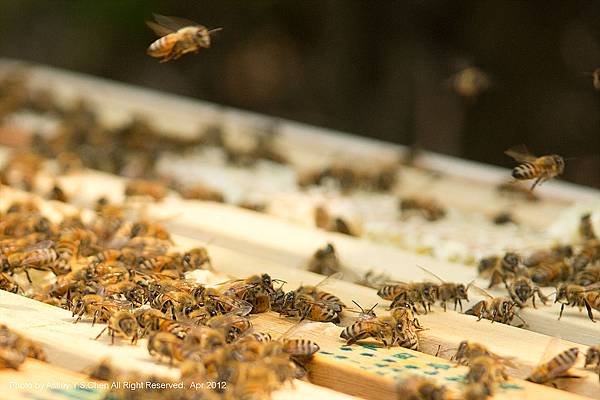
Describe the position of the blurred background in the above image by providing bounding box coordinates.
[0,0,599,187]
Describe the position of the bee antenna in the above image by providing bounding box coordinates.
[351,300,365,312]
[208,27,223,35]
[369,303,378,312]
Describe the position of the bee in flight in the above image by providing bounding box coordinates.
[146,14,222,63]
[504,145,565,191]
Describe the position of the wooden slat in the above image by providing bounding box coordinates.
[0,187,598,399]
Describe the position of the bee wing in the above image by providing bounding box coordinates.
[152,14,202,30]
[146,21,174,37]
[314,271,344,289]
[24,240,54,252]
[278,320,313,341]
[470,285,494,299]
[416,265,446,283]
[538,336,562,365]
[504,145,538,163]
[229,298,253,316]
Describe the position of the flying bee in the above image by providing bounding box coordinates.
[448,65,491,100]
[505,145,565,191]
[399,197,446,221]
[465,287,526,326]
[505,277,548,308]
[466,355,508,396]
[146,14,222,63]
[527,339,580,384]
[584,345,600,380]
[306,242,341,276]
[417,266,470,312]
[554,283,600,321]
[95,310,139,345]
[395,376,450,400]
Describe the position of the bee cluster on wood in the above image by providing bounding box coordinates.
[0,197,326,399]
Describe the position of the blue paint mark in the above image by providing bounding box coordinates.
[360,352,375,357]
[334,355,348,359]
[360,344,379,351]
[445,375,466,382]
[340,347,353,351]
[404,365,419,369]
[393,353,415,359]
[424,371,439,376]
[392,368,402,372]
[426,363,452,370]
[319,351,333,355]
[383,358,397,363]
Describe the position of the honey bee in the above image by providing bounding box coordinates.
[388,281,439,314]
[505,277,548,308]
[588,68,600,90]
[124,179,168,201]
[181,326,227,359]
[7,240,64,283]
[306,243,341,276]
[147,331,184,366]
[584,345,600,380]
[575,264,600,287]
[95,310,139,344]
[417,266,470,312]
[580,213,597,241]
[572,241,600,271]
[527,341,580,384]
[348,300,378,321]
[291,272,345,314]
[492,211,516,225]
[146,14,222,63]
[477,252,524,288]
[452,340,509,366]
[341,309,419,348]
[313,206,358,236]
[395,375,450,400]
[70,294,125,325]
[505,145,565,190]
[448,66,491,100]
[179,183,224,202]
[554,283,600,321]
[0,272,21,294]
[358,269,391,289]
[0,324,47,369]
[206,313,252,343]
[465,287,526,326]
[399,197,446,221]
[523,245,572,268]
[465,355,508,396]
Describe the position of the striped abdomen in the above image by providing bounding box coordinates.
[527,348,579,383]
[147,34,177,57]
[512,162,542,180]
[282,338,320,357]
[397,328,419,350]
[377,284,406,300]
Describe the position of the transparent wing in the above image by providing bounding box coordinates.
[505,145,537,163]
[314,271,343,289]
[470,285,494,299]
[153,13,201,30]
[417,265,446,283]
[539,336,561,365]
[146,20,174,37]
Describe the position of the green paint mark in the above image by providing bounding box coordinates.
[360,352,375,357]
[359,366,371,370]
[424,371,439,376]
[375,371,386,376]
[334,355,348,359]
[319,351,333,355]
[375,363,387,368]
[360,344,379,351]
[393,353,415,359]
[383,358,397,363]
[445,375,466,382]
[392,368,402,372]
[500,383,524,390]
[404,365,419,369]
[350,360,360,364]
[340,346,353,351]
[426,362,452,370]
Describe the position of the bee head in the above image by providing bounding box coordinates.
[194,28,211,47]
[552,155,565,173]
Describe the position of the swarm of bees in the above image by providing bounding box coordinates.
[0,324,46,369]
[0,197,325,398]
[476,214,600,323]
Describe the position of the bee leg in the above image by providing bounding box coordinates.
[558,303,565,320]
[458,299,463,312]
[111,328,115,345]
[584,300,596,322]
[94,326,107,340]
[24,270,32,283]
[92,311,99,327]
[530,176,545,191]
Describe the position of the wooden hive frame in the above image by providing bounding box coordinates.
[0,60,599,399]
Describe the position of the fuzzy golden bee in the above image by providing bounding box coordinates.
[505,145,565,190]
[466,355,508,396]
[527,346,580,384]
[146,14,222,63]
[554,283,600,321]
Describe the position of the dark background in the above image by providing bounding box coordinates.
[1,1,599,187]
